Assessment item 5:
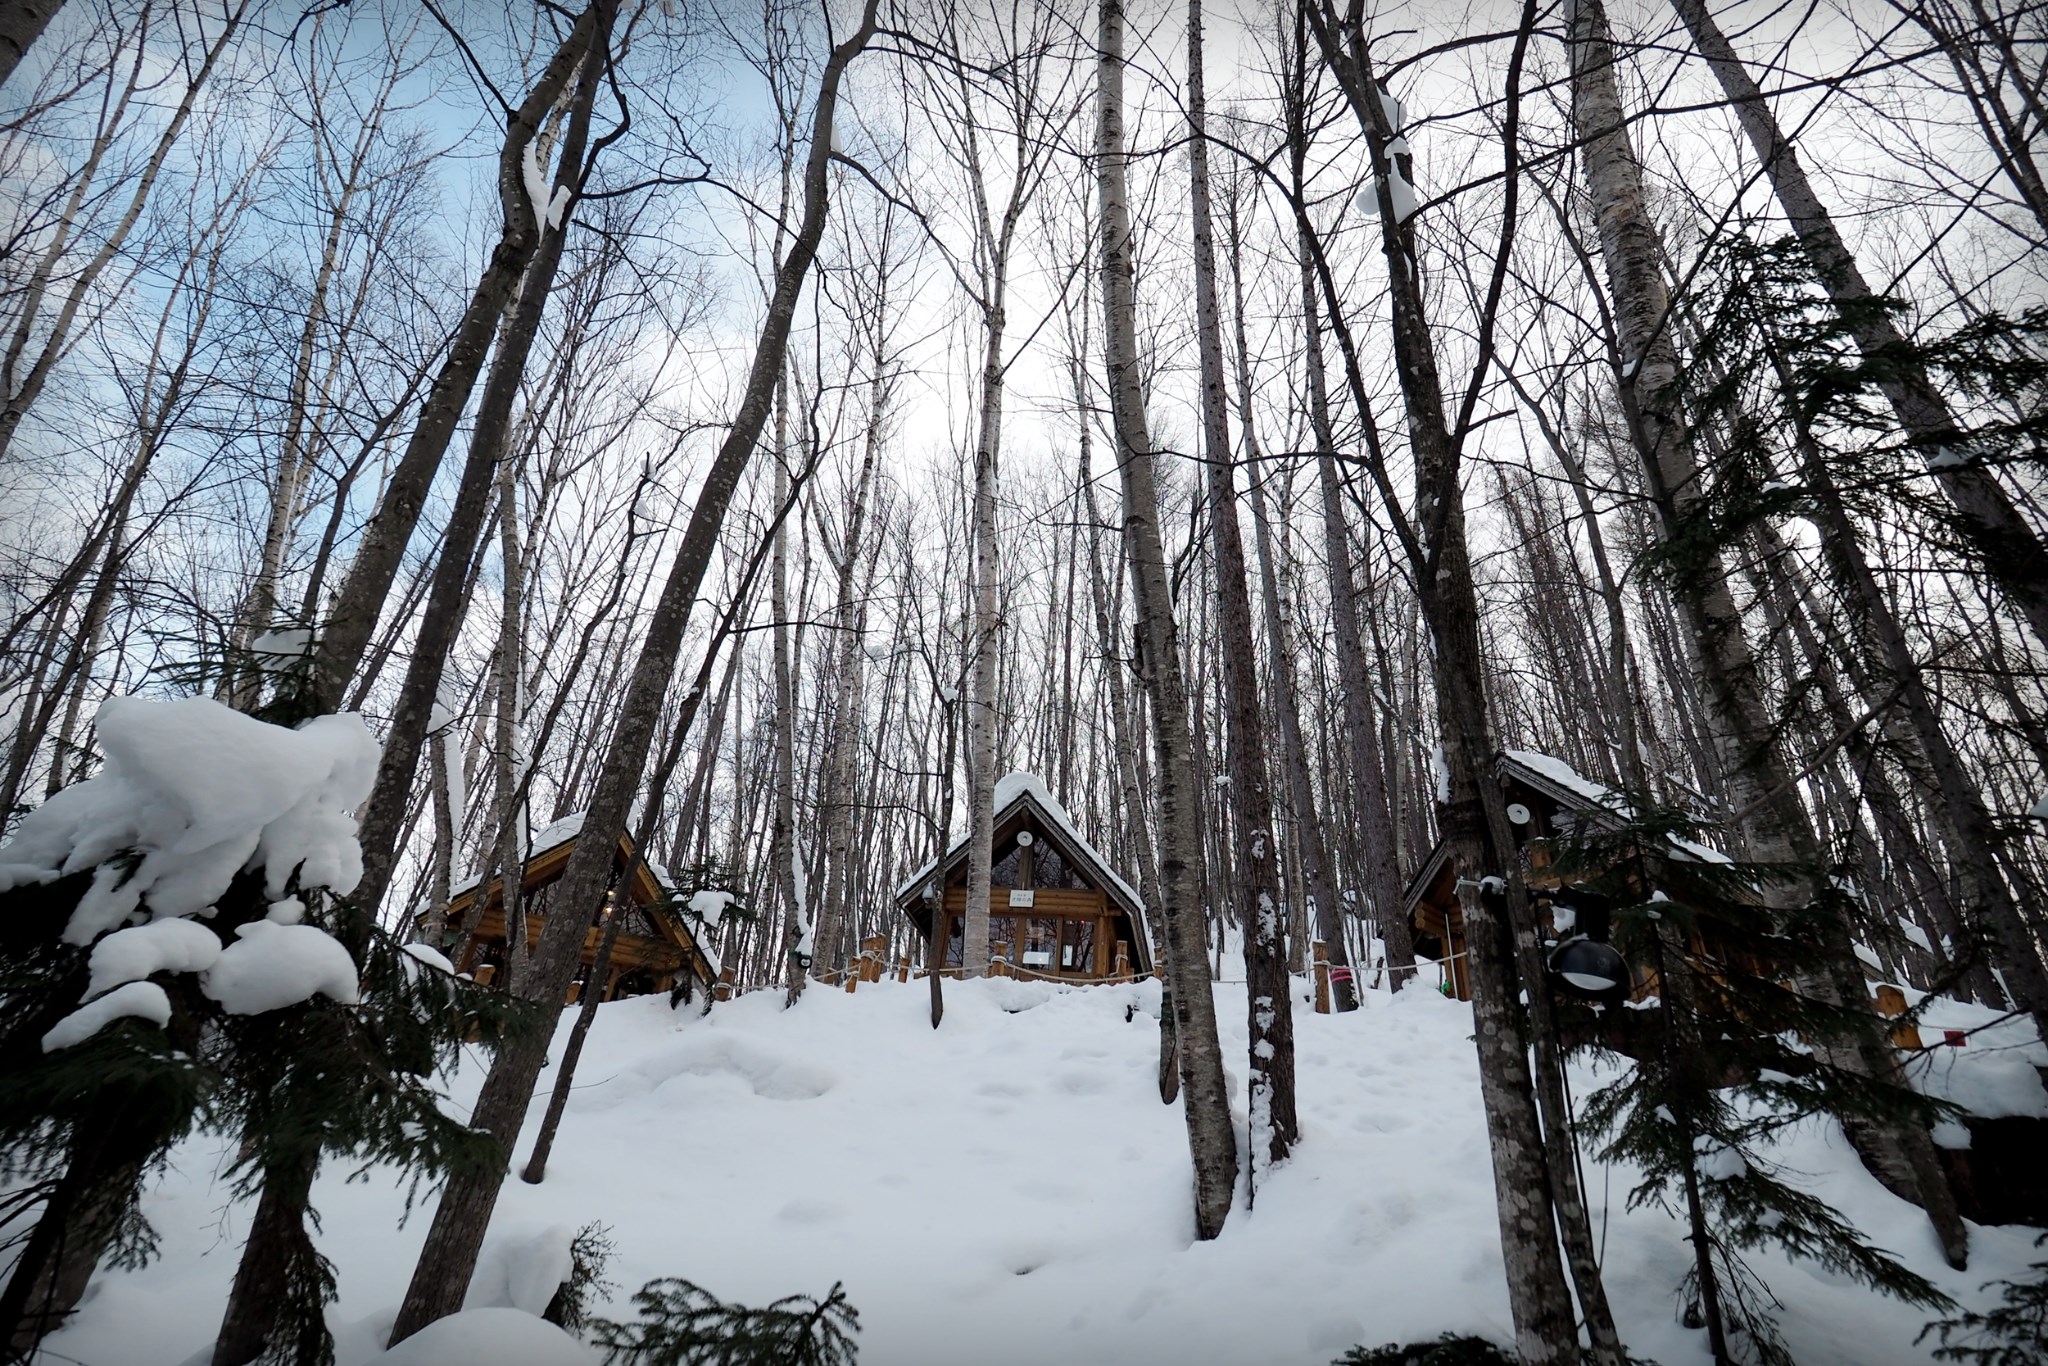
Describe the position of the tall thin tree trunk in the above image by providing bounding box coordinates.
[961,313,1007,983]
[1234,230,1343,1004]
[1097,0,1235,1240]
[773,388,806,1004]
[302,5,599,713]
[343,14,605,927]
[1777,368,2048,1042]
[1281,22,1411,996]
[1306,6,1596,1360]
[1186,0,1296,1174]
[1569,0,1970,1271]
[811,361,884,976]
[385,10,880,1340]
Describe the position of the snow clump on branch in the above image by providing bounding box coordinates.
[0,694,379,1048]
[0,695,379,943]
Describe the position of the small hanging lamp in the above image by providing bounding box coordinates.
[1548,935,1629,998]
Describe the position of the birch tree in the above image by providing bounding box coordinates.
[1096,0,1236,1242]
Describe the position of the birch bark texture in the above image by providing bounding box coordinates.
[1184,0,1297,1171]
[1096,0,1236,1241]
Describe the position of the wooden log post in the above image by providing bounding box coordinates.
[991,941,1011,978]
[1112,940,1130,981]
[1313,940,1331,1014]
[714,965,736,1002]
[861,934,886,983]
[895,955,910,983]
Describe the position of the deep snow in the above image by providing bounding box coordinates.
[39,972,2048,1366]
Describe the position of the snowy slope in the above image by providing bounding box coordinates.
[41,975,2047,1366]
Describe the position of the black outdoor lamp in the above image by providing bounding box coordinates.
[1547,935,1630,998]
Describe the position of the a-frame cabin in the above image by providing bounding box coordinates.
[420,815,720,1004]
[895,772,1153,981]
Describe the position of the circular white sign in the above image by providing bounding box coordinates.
[1016,831,1035,846]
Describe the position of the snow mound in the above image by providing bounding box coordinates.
[688,888,735,926]
[201,921,359,1015]
[401,942,455,976]
[0,695,379,943]
[614,1032,836,1106]
[1905,991,2048,1120]
[466,1223,575,1317]
[370,1308,594,1365]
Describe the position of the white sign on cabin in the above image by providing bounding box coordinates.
[1008,889,1035,908]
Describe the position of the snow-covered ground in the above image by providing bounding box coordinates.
[41,973,2048,1366]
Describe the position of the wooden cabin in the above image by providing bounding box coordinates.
[421,815,719,1005]
[1402,750,1727,1002]
[894,772,1153,981]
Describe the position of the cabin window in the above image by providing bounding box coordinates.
[1060,917,1095,973]
[1033,845,1087,889]
[941,911,1109,976]
[1020,916,1059,970]
[991,847,1022,886]
[988,914,1017,953]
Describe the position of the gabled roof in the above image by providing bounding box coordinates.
[441,816,718,980]
[894,771,1151,947]
[1400,750,1733,917]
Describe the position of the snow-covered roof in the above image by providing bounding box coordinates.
[1499,751,1732,866]
[445,812,715,982]
[449,812,587,900]
[1403,750,1735,915]
[894,772,1150,948]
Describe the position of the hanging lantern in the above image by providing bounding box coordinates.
[1548,935,1629,998]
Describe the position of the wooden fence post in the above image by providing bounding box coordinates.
[713,965,737,1002]
[1312,940,1331,1014]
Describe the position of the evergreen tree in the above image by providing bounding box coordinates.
[1668,231,2048,1047]
[1921,1238,2048,1366]
[593,1278,859,1366]
[1553,804,1956,1366]
[0,653,528,1362]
